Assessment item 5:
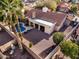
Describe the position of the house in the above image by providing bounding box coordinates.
[63,0,79,3]
[57,2,71,12]
[71,0,79,3]
[62,0,70,2]
[22,0,36,3]
[25,9,67,34]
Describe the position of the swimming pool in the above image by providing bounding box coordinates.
[15,22,26,33]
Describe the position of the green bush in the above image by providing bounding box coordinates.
[35,1,45,9]
[45,1,57,11]
[29,42,32,48]
[71,4,78,14]
[60,40,79,59]
[53,32,64,44]
[35,0,57,11]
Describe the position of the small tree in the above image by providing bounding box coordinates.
[47,1,57,11]
[35,0,57,11]
[53,32,64,44]
[55,0,61,4]
[71,4,78,14]
[60,40,79,59]
[35,0,45,9]
[29,42,32,48]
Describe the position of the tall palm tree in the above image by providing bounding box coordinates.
[0,0,24,51]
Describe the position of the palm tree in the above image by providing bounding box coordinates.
[0,0,24,51]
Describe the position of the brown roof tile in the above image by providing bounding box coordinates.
[25,9,67,26]
[76,27,79,35]
[0,29,13,46]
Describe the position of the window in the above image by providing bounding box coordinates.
[40,26,45,32]
[26,20,29,26]
[35,24,38,29]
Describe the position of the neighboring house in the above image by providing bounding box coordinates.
[25,9,67,34]
[22,0,36,3]
[57,2,71,13]
[71,0,79,3]
[76,27,79,42]
[62,0,79,3]
[62,0,70,2]
[64,0,79,3]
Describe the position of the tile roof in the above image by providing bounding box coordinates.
[76,27,79,35]
[58,2,71,9]
[25,9,67,26]
[0,29,13,46]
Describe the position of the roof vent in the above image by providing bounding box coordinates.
[42,6,48,12]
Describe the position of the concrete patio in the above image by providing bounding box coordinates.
[22,29,56,59]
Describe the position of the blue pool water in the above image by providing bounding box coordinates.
[16,23,26,32]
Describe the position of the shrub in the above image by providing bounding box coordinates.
[53,32,64,44]
[60,40,79,59]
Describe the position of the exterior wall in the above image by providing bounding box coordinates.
[27,18,56,34]
[45,23,56,34]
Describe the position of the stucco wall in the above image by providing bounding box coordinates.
[28,18,56,34]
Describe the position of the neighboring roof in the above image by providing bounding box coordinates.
[57,6,70,12]
[72,16,79,22]
[25,9,67,26]
[67,14,79,22]
[76,27,79,35]
[23,29,50,45]
[58,2,71,9]
[67,14,75,21]
[0,29,13,46]
[23,0,36,3]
